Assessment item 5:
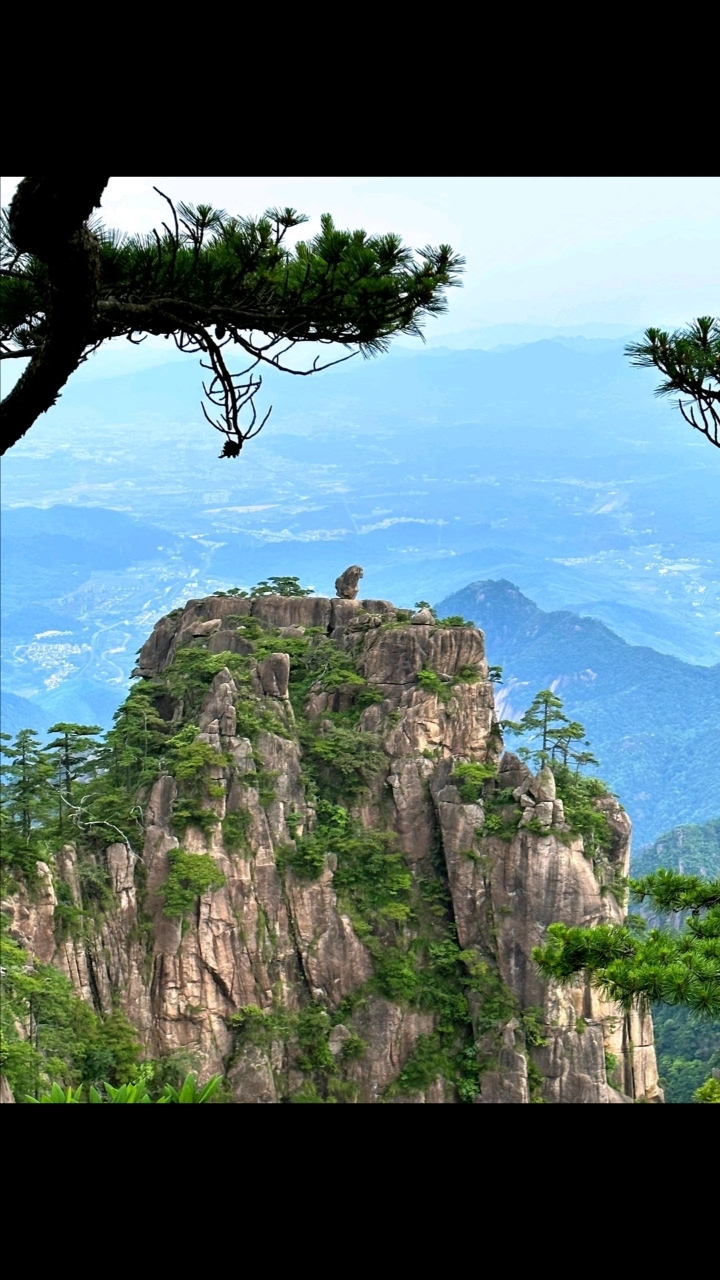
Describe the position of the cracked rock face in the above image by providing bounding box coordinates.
[4,592,662,1104]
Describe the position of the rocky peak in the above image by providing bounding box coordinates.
[3,576,662,1104]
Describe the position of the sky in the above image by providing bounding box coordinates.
[2,175,718,364]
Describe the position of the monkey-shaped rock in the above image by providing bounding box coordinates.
[334,565,364,600]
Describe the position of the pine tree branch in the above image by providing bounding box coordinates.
[1,182,463,456]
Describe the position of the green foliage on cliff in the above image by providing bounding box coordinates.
[171,798,220,838]
[159,849,226,920]
[162,646,251,715]
[285,631,382,719]
[502,687,597,772]
[166,723,223,780]
[381,946,545,1102]
[449,761,496,803]
[489,688,616,861]
[417,667,451,702]
[0,920,142,1100]
[277,802,411,930]
[333,829,411,927]
[227,1001,363,1103]
[552,765,614,857]
[436,615,471,628]
[387,1032,452,1097]
[303,724,385,799]
[222,808,252,852]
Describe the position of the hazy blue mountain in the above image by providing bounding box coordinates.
[631,818,720,879]
[0,691,48,738]
[435,579,720,845]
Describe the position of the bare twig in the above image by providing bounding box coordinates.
[678,397,720,447]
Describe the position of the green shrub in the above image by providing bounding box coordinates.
[387,1032,450,1097]
[240,757,278,807]
[166,723,223,781]
[171,798,219,837]
[552,764,613,857]
[450,761,496,803]
[276,839,326,880]
[53,879,83,942]
[308,726,384,797]
[371,946,420,1003]
[332,825,411,925]
[160,850,225,919]
[454,663,481,684]
[234,699,265,740]
[526,1057,545,1101]
[162,648,250,714]
[228,616,264,639]
[340,1034,367,1061]
[694,1077,720,1103]
[222,809,252,852]
[295,1006,335,1074]
[417,667,450,702]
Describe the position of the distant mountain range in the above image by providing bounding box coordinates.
[435,579,720,846]
[631,818,719,879]
[2,337,718,663]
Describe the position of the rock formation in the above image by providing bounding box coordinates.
[2,585,663,1104]
[334,565,364,599]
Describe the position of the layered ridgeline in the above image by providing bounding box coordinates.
[435,580,720,847]
[1,585,663,1104]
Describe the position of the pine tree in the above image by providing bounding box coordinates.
[547,720,594,768]
[502,689,599,772]
[625,316,719,449]
[1,179,464,457]
[502,689,567,766]
[0,729,55,876]
[249,576,314,598]
[99,688,168,793]
[533,870,720,1018]
[43,723,102,836]
[1,730,52,838]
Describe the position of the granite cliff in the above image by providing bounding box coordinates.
[2,583,662,1103]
